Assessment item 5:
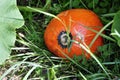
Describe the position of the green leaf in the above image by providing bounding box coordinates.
[0,0,24,64]
[111,10,120,46]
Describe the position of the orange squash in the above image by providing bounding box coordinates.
[44,9,103,59]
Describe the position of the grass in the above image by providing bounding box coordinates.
[1,0,120,80]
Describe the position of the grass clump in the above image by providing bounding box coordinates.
[0,0,120,80]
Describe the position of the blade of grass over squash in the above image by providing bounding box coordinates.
[86,26,116,42]
[72,40,111,80]
[89,20,114,47]
[77,23,116,43]
[67,16,73,52]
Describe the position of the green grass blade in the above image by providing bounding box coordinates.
[57,47,93,74]
[72,40,111,79]
[101,13,115,17]
[79,71,87,80]
[0,61,43,80]
[23,66,37,80]
[79,0,88,9]
[27,7,61,22]
[89,20,114,47]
